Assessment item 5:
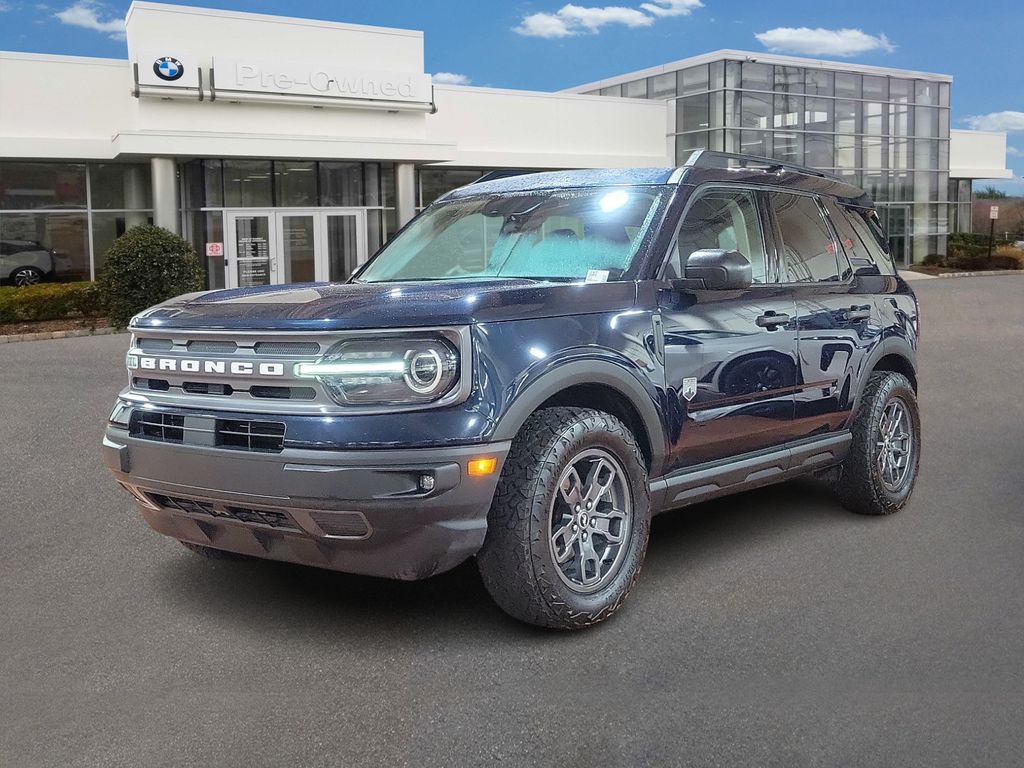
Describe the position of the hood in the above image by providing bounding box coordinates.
[130,279,638,331]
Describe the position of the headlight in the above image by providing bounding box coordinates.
[295,336,460,406]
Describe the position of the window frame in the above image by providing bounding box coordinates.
[763,189,853,286]
[659,183,777,285]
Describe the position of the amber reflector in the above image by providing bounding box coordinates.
[467,457,498,477]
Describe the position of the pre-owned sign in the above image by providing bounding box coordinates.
[213,57,431,104]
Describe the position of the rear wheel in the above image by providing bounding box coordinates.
[477,407,650,629]
[832,371,921,515]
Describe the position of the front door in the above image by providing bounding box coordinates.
[225,209,368,288]
[660,186,799,472]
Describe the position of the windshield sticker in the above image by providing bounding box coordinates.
[585,269,610,284]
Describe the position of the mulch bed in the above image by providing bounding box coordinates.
[0,317,112,336]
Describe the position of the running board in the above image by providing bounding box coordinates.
[649,432,852,514]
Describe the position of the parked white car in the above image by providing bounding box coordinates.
[1,239,56,286]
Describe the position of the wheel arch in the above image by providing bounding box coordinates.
[490,360,667,476]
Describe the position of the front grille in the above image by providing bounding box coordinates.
[149,493,299,532]
[254,341,321,356]
[217,419,286,452]
[187,340,238,354]
[127,330,354,414]
[138,338,173,351]
[130,412,285,453]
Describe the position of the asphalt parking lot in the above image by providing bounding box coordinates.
[2,275,1023,767]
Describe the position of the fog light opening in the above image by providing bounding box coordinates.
[419,474,436,492]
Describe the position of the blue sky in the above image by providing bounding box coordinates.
[2,0,1022,190]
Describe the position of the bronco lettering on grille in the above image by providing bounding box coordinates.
[127,356,286,376]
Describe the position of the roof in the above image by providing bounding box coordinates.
[442,168,677,199]
[564,48,952,94]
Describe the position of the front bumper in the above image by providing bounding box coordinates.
[102,426,510,580]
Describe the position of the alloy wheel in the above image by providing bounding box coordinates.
[877,397,914,492]
[12,268,41,287]
[548,448,632,593]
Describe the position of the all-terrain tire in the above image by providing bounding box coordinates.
[832,371,921,515]
[477,407,650,629]
[179,540,253,561]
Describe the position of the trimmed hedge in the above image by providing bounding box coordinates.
[98,225,203,327]
[0,282,106,325]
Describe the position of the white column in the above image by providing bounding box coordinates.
[150,157,179,234]
[124,165,148,230]
[395,162,417,228]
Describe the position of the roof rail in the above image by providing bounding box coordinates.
[681,149,844,183]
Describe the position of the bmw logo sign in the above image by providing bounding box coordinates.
[153,56,184,82]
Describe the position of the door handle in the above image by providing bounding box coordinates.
[842,304,872,322]
[756,311,791,330]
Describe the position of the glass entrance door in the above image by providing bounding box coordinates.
[278,214,318,283]
[883,205,912,268]
[228,211,276,288]
[225,209,367,288]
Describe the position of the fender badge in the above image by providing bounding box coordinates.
[682,377,698,402]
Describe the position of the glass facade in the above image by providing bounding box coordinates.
[180,159,397,289]
[588,58,954,265]
[0,162,153,282]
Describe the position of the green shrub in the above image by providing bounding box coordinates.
[949,232,1013,249]
[98,225,203,327]
[0,282,106,325]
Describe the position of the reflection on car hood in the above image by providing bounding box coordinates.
[131,279,638,331]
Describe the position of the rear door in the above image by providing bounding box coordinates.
[659,186,798,471]
[766,191,875,437]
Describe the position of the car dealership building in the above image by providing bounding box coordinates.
[0,1,1010,288]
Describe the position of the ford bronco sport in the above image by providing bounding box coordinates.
[102,151,921,629]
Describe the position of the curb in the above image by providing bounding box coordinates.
[0,326,124,344]
[935,269,1024,279]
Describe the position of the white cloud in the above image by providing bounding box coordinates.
[964,111,1024,133]
[1006,146,1023,157]
[55,1,124,39]
[0,1,14,10]
[515,1,703,37]
[639,0,702,17]
[754,27,895,57]
[515,4,654,37]
[432,72,471,85]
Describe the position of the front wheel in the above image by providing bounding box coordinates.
[832,371,921,515]
[10,266,44,287]
[477,407,650,629]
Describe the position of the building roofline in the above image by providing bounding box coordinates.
[562,49,953,93]
[0,50,127,66]
[125,1,424,39]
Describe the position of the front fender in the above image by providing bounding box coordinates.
[488,353,668,477]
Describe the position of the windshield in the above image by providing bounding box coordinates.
[357,186,666,283]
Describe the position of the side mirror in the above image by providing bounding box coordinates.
[675,249,752,291]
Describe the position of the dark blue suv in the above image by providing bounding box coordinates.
[102,151,921,629]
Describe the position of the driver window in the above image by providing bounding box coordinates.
[668,189,768,283]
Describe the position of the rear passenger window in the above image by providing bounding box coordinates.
[844,208,897,275]
[669,189,769,283]
[823,199,877,274]
[769,192,845,283]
